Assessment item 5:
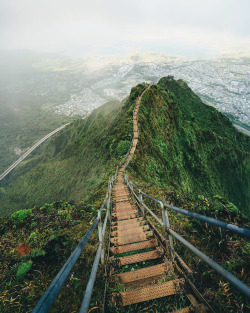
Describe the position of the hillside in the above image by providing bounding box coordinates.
[0,84,147,216]
[0,78,250,313]
[128,78,250,214]
[1,78,249,216]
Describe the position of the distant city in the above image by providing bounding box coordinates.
[49,52,249,127]
[0,51,249,173]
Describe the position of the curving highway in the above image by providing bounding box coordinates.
[0,123,70,181]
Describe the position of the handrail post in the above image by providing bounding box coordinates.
[139,190,144,218]
[107,182,111,222]
[162,203,175,259]
[98,211,104,265]
[130,183,135,202]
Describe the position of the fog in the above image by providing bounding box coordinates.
[0,0,249,57]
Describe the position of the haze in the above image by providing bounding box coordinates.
[1,0,250,57]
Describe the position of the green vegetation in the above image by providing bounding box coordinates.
[0,83,148,216]
[0,86,75,173]
[0,200,103,312]
[128,78,250,214]
[11,209,33,225]
[0,78,249,312]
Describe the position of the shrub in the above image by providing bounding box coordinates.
[115,140,131,157]
[11,209,32,225]
[16,260,33,280]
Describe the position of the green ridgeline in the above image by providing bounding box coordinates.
[0,77,249,216]
[0,83,147,216]
[128,77,250,214]
[0,78,250,313]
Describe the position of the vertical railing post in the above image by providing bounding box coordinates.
[98,211,104,265]
[107,181,111,222]
[163,203,175,259]
[139,190,144,218]
[130,183,135,203]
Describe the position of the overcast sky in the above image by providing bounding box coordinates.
[0,0,249,57]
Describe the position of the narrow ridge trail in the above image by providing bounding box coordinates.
[107,87,208,312]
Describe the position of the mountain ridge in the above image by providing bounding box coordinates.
[0,78,249,216]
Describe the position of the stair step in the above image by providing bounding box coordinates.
[111,221,146,232]
[113,263,167,287]
[111,217,143,227]
[113,199,130,204]
[111,227,146,238]
[112,207,136,214]
[111,231,153,246]
[111,225,149,237]
[112,213,137,220]
[110,239,158,255]
[114,278,185,306]
[172,308,191,313]
[113,207,136,213]
[119,249,161,266]
[114,201,133,208]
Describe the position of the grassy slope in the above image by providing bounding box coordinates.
[0,79,249,313]
[0,84,147,216]
[128,78,250,214]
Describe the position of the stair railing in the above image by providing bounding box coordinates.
[32,84,151,313]
[32,178,113,313]
[124,174,250,299]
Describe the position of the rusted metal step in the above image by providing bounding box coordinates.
[111,226,148,238]
[113,263,167,287]
[110,239,158,255]
[112,213,137,220]
[111,224,149,236]
[112,208,136,214]
[111,217,143,227]
[172,308,191,313]
[112,230,153,242]
[113,203,136,210]
[111,221,146,232]
[111,222,142,230]
[110,231,153,246]
[118,249,161,266]
[114,193,127,197]
[114,278,185,306]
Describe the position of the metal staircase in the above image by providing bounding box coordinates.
[107,88,206,312]
[32,85,250,313]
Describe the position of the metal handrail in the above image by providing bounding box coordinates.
[125,175,250,239]
[32,85,151,313]
[124,174,250,298]
[32,218,99,313]
[168,228,250,298]
[167,203,250,239]
[32,178,113,313]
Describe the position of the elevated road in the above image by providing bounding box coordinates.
[0,123,70,181]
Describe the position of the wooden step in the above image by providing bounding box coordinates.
[112,213,137,220]
[112,209,136,215]
[114,278,185,306]
[111,231,153,246]
[113,263,167,287]
[111,221,146,232]
[113,206,136,213]
[172,308,191,313]
[118,249,161,266]
[111,217,143,226]
[111,226,147,238]
[110,239,158,255]
[111,225,149,236]
[113,198,130,203]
